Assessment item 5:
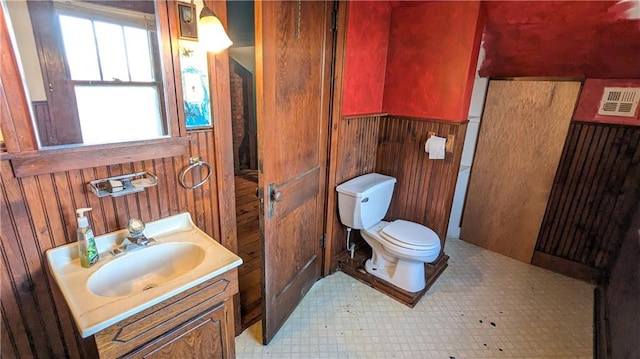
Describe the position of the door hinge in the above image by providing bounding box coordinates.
[320,233,326,248]
[331,6,338,32]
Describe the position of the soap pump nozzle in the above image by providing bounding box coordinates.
[76,207,92,228]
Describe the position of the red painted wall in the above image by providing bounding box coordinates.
[574,79,640,126]
[341,1,391,116]
[480,1,640,78]
[382,1,483,121]
[342,1,640,119]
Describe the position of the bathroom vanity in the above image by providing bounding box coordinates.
[46,213,242,358]
[91,269,238,358]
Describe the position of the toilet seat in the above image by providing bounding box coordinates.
[379,220,440,251]
[362,220,440,254]
[360,220,442,292]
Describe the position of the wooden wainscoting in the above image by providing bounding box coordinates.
[0,130,222,359]
[377,116,467,243]
[333,115,466,306]
[327,114,467,268]
[335,115,381,184]
[534,122,640,282]
[326,114,382,271]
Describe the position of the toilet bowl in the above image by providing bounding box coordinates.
[361,220,440,292]
[336,173,442,293]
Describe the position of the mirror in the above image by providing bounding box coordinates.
[4,0,172,148]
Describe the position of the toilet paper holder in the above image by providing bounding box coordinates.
[427,132,455,154]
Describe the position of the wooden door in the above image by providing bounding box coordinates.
[461,80,580,263]
[255,0,333,344]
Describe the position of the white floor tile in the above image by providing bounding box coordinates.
[236,238,594,358]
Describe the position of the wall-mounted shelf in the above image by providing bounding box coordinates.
[89,171,158,198]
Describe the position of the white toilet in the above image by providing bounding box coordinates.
[336,173,441,292]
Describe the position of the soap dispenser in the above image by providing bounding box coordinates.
[76,207,99,268]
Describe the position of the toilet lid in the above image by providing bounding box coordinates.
[380,220,440,249]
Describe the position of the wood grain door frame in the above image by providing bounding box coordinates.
[323,0,348,275]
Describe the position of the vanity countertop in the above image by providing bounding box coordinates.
[46,212,242,338]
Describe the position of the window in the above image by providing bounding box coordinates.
[54,2,166,145]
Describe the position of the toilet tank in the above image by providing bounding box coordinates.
[336,173,396,229]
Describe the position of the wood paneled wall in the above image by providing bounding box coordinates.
[534,122,640,281]
[0,130,221,359]
[326,114,467,271]
[377,116,467,243]
[327,114,381,268]
[335,115,381,184]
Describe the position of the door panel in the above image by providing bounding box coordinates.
[274,168,320,218]
[461,80,580,263]
[255,0,332,344]
[273,200,320,298]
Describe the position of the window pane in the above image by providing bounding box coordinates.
[59,15,100,80]
[75,86,164,145]
[94,21,129,81]
[124,26,154,82]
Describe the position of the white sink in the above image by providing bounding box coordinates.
[87,242,205,297]
[46,212,242,338]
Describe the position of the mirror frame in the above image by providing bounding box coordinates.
[1,0,238,254]
[1,0,193,177]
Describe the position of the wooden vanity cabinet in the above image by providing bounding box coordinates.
[90,269,239,359]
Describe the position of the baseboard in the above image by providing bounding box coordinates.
[531,251,606,283]
[337,246,448,307]
[594,286,609,359]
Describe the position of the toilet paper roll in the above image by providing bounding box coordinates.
[425,135,446,160]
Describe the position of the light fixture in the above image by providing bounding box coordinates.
[198,4,233,53]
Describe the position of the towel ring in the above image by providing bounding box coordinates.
[180,156,212,189]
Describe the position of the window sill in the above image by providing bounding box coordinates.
[10,137,191,178]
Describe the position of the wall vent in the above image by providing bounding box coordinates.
[597,87,640,117]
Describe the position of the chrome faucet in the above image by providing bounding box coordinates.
[110,218,155,256]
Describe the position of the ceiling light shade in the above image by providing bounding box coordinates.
[199,5,232,53]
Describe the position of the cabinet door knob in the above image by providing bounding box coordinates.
[272,191,283,202]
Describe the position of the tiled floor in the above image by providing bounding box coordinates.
[236,238,594,358]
